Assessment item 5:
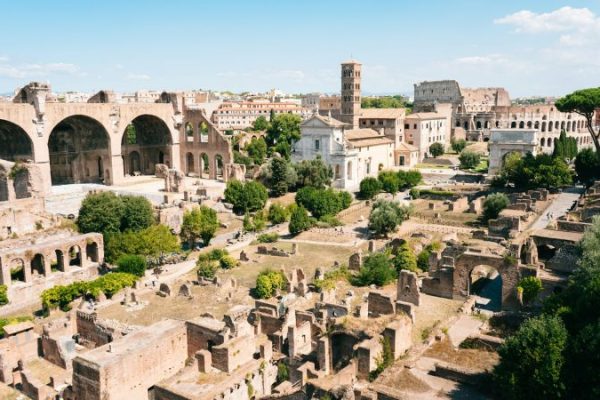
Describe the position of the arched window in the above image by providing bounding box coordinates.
[541,122,546,132]
[540,138,545,147]
[511,121,517,129]
[185,122,194,142]
[519,121,525,129]
[347,161,353,180]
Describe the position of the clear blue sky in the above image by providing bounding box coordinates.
[1,0,598,97]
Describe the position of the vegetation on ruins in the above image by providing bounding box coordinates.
[276,361,290,383]
[369,337,394,381]
[196,249,232,279]
[0,284,8,306]
[458,150,481,170]
[41,273,138,312]
[245,137,268,165]
[180,206,219,247]
[409,188,454,200]
[556,88,600,153]
[494,216,600,399]
[451,138,467,154]
[295,187,352,219]
[482,193,510,222]
[312,266,351,292]
[224,180,268,214]
[243,211,267,232]
[288,206,313,235]
[265,113,302,159]
[359,177,382,199]
[267,204,289,225]
[493,152,573,190]
[392,242,418,273]
[368,199,412,237]
[257,233,280,243]
[552,131,578,162]
[429,142,444,158]
[0,316,33,338]
[105,224,180,263]
[574,148,600,183]
[517,276,543,306]
[416,242,440,272]
[255,269,286,299]
[353,252,396,287]
[116,254,147,277]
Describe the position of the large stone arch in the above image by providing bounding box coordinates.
[0,119,34,161]
[47,115,111,185]
[452,252,519,309]
[120,114,173,176]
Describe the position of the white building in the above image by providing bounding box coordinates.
[293,114,394,191]
[212,101,311,130]
[488,129,538,174]
[404,112,449,161]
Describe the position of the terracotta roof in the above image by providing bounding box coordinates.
[359,108,405,119]
[396,142,419,152]
[302,113,347,128]
[406,112,446,120]
[344,128,393,147]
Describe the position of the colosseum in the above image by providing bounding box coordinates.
[0,82,232,193]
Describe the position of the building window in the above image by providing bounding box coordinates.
[314,139,320,150]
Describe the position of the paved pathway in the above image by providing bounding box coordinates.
[529,187,584,230]
[446,314,484,347]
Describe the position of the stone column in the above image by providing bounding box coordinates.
[109,154,125,185]
[43,254,52,277]
[317,337,331,374]
[23,258,32,283]
[0,259,11,287]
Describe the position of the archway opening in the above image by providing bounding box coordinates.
[86,242,99,263]
[199,122,209,143]
[186,152,195,175]
[48,115,110,185]
[0,120,33,162]
[121,115,172,176]
[335,164,341,180]
[51,250,65,272]
[330,333,359,371]
[10,259,26,283]
[215,155,224,179]
[469,265,502,311]
[200,153,210,179]
[69,245,82,267]
[31,254,46,277]
[537,244,556,262]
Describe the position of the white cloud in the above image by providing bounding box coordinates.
[454,54,508,65]
[0,56,9,63]
[494,7,596,33]
[126,73,151,81]
[0,60,82,79]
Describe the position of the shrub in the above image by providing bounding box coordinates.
[219,254,239,269]
[378,171,400,194]
[451,138,467,153]
[409,188,420,199]
[289,206,313,235]
[429,142,444,158]
[368,199,412,237]
[0,285,8,306]
[120,195,155,232]
[417,249,430,271]
[224,180,268,214]
[313,266,350,292]
[318,215,343,227]
[116,254,147,277]
[255,269,286,299]
[197,259,218,279]
[518,276,543,305]
[77,192,125,238]
[359,177,382,199]
[399,170,422,188]
[353,252,396,287]
[277,361,290,383]
[295,187,352,219]
[257,233,280,243]
[181,206,219,247]
[105,224,180,263]
[243,212,267,232]
[483,193,510,222]
[268,204,289,225]
[393,243,418,273]
[458,150,481,169]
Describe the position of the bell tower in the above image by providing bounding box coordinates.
[340,60,362,128]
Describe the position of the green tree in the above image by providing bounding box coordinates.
[556,88,600,153]
[252,116,270,131]
[289,206,313,235]
[574,148,600,182]
[295,187,351,219]
[378,171,400,195]
[417,250,430,271]
[398,170,422,188]
[368,199,412,237]
[266,114,302,159]
[270,157,291,196]
[393,243,418,273]
[224,180,268,214]
[268,204,289,224]
[255,270,286,299]
[495,153,572,190]
[451,138,467,153]
[105,224,179,263]
[429,142,444,158]
[197,259,218,279]
[294,156,333,189]
[493,315,567,400]
[245,137,267,165]
[359,177,382,199]
[458,150,481,169]
[116,255,147,277]
[482,193,510,222]
[77,192,125,238]
[553,130,578,161]
[120,195,155,232]
[181,206,218,247]
[361,96,407,109]
[354,252,396,287]
[518,276,543,305]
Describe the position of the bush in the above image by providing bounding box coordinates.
[458,150,481,169]
[219,254,239,269]
[313,266,350,292]
[277,361,290,383]
[0,285,8,306]
[417,250,430,271]
[257,233,280,243]
[77,192,125,238]
[575,148,600,182]
[451,138,467,153]
[120,195,155,232]
[378,171,400,194]
[116,255,147,277]
[224,180,268,214]
[180,206,219,247]
[318,215,343,227]
[429,142,444,158]
[41,273,138,311]
[243,212,266,233]
[393,243,418,273]
[353,252,396,287]
[268,204,289,225]
[197,259,218,279]
[409,188,420,199]
[368,199,412,237]
[399,170,422,188]
[359,177,382,199]
[289,206,313,235]
[295,187,352,219]
[518,276,543,305]
[255,269,286,299]
[483,193,510,222]
[105,224,180,263]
